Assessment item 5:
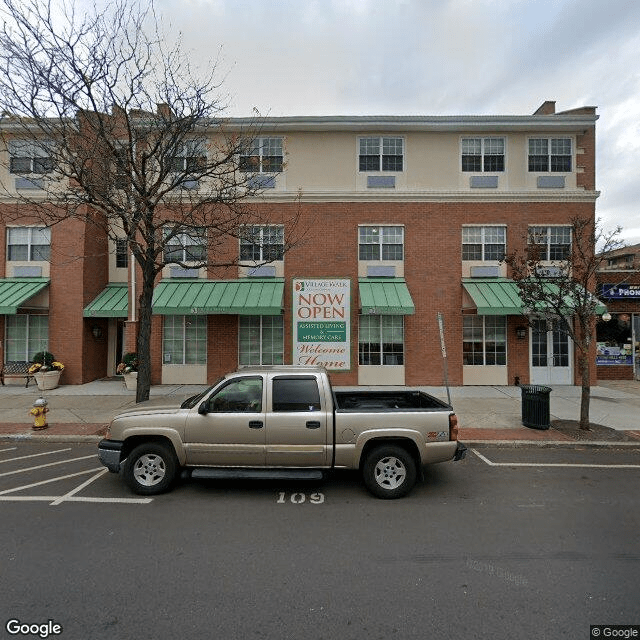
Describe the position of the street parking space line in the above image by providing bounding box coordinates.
[0,454,97,478]
[0,447,18,454]
[0,467,104,495]
[470,449,640,469]
[0,448,72,464]
[50,469,108,505]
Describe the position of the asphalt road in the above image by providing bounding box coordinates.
[1,443,639,640]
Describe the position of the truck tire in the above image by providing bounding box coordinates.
[362,444,417,499]
[123,442,178,495]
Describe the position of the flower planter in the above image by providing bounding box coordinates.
[34,370,61,391]
[123,371,138,390]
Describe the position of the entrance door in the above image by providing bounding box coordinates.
[530,318,572,385]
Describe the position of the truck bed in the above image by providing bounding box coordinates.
[333,389,450,411]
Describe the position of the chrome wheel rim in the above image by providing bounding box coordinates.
[133,453,166,486]
[374,455,406,490]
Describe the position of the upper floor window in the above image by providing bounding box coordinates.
[8,140,53,174]
[528,138,572,172]
[461,138,505,172]
[359,137,404,172]
[7,226,51,261]
[359,226,404,261]
[240,226,284,262]
[163,227,207,264]
[115,238,128,268]
[239,137,283,173]
[169,140,206,175]
[462,226,506,261]
[528,226,571,261]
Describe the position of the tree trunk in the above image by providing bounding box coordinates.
[579,351,591,430]
[135,268,155,403]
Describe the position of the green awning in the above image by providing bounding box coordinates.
[462,278,607,316]
[358,278,415,315]
[152,278,284,315]
[83,283,129,317]
[0,278,49,314]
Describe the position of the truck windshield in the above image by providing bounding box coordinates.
[180,377,224,409]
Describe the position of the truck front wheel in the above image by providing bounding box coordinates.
[362,445,417,499]
[123,442,178,495]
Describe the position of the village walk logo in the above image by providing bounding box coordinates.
[293,279,350,370]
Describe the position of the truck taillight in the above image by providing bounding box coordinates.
[449,414,459,441]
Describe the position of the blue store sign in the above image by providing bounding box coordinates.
[601,283,640,299]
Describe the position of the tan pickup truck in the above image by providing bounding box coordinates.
[98,366,466,499]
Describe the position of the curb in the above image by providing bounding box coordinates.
[460,439,640,448]
[0,434,104,443]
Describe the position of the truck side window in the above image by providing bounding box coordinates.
[272,378,321,412]
[209,378,262,413]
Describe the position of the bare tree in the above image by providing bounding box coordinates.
[504,216,623,430]
[0,0,302,401]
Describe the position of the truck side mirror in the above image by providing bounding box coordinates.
[198,401,209,415]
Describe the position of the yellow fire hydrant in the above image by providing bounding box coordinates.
[29,397,49,430]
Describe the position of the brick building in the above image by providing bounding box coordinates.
[596,243,640,380]
[0,100,601,387]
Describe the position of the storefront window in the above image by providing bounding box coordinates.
[359,315,404,365]
[4,315,48,361]
[239,316,284,366]
[162,315,207,365]
[463,316,506,366]
[596,314,634,365]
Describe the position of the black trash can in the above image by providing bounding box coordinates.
[520,385,551,430]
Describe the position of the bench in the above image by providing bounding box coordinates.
[0,361,35,387]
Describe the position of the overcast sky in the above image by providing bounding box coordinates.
[157,0,639,243]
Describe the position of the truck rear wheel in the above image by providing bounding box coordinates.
[362,444,417,499]
[123,442,177,495]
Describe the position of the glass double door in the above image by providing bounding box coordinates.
[530,318,572,385]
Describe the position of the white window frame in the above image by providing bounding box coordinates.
[528,137,572,172]
[239,137,283,173]
[239,316,284,366]
[7,226,51,262]
[461,137,505,172]
[528,225,572,261]
[163,227,207,264]
[8,140,53,174]
[463,316,507,366]
[462,226,506,261]
[358,315,404,366]
[4,315,49,362]
[358,226,404,261]
[358,137,404,172]
[239,225,284,263]
[162,315,207,365]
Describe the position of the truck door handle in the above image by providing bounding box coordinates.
[249,421,264,429]
[306,421,321,429]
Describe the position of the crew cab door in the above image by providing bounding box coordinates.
[183,376,265,466]
[265,376,329,467]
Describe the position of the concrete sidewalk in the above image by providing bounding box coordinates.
[0,378,639,445]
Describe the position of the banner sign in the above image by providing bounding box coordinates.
[601,284,640,299]
[596,343,633,366]
[293,279,350,370]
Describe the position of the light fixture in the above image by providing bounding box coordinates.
[516,326,527,340]
[601,312,612,322]
[91,325,103,339]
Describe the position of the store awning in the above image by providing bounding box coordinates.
[83,283,129,317]
[462,278,607,316]
[358,278,415,315]
[152,278,284,315]
[0,278,49,314]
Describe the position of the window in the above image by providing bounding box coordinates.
[4,315,48,361]
[208,377,263,413]
[9,140,53,174]
[528,226,571,261]
[7,227,51,261]
[359,315,404,365]
[359,226,404,261]
[163,227,207,263]
[169,140,206,175]
[461,138,505,172]
[239,316,284,365]
[239,137,283,173]
[162,315,207,365]
[240,226,284,262]
[359,137,404,172]
[528,138,572,172]
[115,238,128,268]
[463,316,506,366]
[462,226,506,261]
[272,377,321,412]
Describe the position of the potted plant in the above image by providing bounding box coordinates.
[117,352,138,390]
[29,351,64,390]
